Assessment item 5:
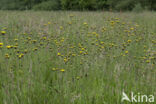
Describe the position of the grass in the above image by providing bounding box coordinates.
[0,11,156,104]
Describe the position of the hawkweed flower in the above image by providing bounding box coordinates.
[60,69,65,72]
[32,40,37,43]
[13,46,18,49]
[60,26,63,30]
[5,54,10,59]
[24,49,28,53]
[130,27,134,30]
[146,60,150,63]
[83,22,87,25]
[1,31,6,35]
[0,43,3,48]
[48,22,51,24]
[18,54,24,59]
[127,40,132,43]
[52,68,57,71]
[125,51,128,54]
[64,58,68,62]
[57,52,61,56]
[80,51,83,54]
[14,39,18,42]
[6,45,12,49]
[72,54,76,56]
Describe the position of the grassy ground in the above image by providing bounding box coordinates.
[0,11,156,104]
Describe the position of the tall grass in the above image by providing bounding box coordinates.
[0,11,156,104]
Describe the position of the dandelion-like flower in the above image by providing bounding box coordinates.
[60,69,65,72]
[57,52,61,56]
[5,54,10,59]
[1,31,6,35]
[6,45,11,49]
[0,43,3,48]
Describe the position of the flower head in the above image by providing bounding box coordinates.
[0,43,3,48]
[60,69,65,72]
[1,31,6,35]
[57,52,61,56]
[5,54,10,59]
[6,45,12,49]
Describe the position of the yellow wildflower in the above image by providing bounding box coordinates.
[146,60,150,63]
[52,68,57,71]
[1,31,6,35]
[5,54,10,59]
[57,52,61,56]
[0,43,3,47]
[125,51,128,54]
[6,45,11,49]
[60,69,65,72]
[127,40,132,43]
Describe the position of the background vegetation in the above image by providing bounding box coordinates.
[0,0,155,11]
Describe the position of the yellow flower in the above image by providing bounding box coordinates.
[18,54,24,58]
[83,22,87,25]
[48,22,51,24]
[6,45,11,49]
[44,24,47,26]
[24,49,28,53]
[52,68,57,71]
[60,26,63,30]
[57,52,61,56]
[14,39,18,41]
[130,27,134,30]
[13,46,17,49]
[60,69,65,72]
[61,39,64,42]
[125,51,128,54]
[146,60,150,63]
[5,54,10,59]
[127,40,132,43]
[101,46,104,49]
[32,40,37,43]
[1,31,6,35]
[81,48,85,51]
[80,51,83,54]
[42,37,47,40]
[72,54,76,56]
[100,41,104,44]
[64,58,68,62]
[0,43,3,46]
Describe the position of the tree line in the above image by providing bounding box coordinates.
[0,0,155,11]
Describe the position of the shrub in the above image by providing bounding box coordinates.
[132,3,144,12]
[33,0,60,11]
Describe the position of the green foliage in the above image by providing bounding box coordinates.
[78,0,97,10]
[0,0,155,11]
[33,0,60,10]
[115,0,136,11]
[97,0,109,10]
[60,0,97,10]
[132,3,144,12]
[0,0,26,10]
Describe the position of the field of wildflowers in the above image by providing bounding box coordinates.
[0,11,156,104]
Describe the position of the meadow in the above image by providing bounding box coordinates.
[0,11,156,104]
